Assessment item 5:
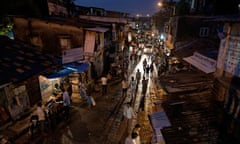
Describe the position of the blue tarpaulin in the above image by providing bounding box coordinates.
[45,68,75,79]
[149,110,171,143]
[45,62,89,79]
[63,62,89,73]
[149,110,171,129]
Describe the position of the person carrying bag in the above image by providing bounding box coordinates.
[87,96,96,110]
[91,96,96,106]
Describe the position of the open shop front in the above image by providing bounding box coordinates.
[39,62,91,106]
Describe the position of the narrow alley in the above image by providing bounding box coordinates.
[13,53,165,144]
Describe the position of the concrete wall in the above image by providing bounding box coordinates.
[12,17,84,57]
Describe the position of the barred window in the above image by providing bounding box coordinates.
[59,36,71,50]
[199,27,209,37]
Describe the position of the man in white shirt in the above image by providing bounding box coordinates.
[32,102,46,135]
[130,76,137,101]
[101,75,108,96]
[122,78,128,98]
[123,102,136,131]
[124,132,138,144]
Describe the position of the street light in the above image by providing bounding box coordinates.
[157,2,163,7]
[157,1,176,16]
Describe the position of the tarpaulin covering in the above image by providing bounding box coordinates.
[149,110,171,143]
[45,68,74,79]
[45,62,89,79]
[63,62,89,73]
[183,51,216,73]
[149,110,171,129]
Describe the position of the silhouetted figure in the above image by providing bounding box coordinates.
[136,69,141,85]
[101,75,108,96]
[122,78,128,98]
[141,77,148,96]
[139,95,145,112]
[143,58,147,72]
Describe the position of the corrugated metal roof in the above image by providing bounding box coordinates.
[0,36,60,86]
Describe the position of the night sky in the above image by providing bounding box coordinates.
[74,0,161,16]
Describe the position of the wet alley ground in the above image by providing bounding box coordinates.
[14,54,164,144]
[10,52,229,144]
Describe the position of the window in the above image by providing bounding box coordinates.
[165,25,169,33]
[59,36,71,50]
[30,35,43,48]
[199,27,209,37]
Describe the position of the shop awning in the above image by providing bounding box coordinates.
[45,62,89,79]
[183,52,216,74]
[45,68,75,79]
[63,62,89,73]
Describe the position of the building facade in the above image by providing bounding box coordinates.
[212,17,240,142]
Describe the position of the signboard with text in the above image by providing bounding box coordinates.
[62,47,83,64]
[222,37,240,76]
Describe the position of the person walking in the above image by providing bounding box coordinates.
[139,95,145,112]
[87,95,96,111]
[79,81,87,99]
[135,69,141,85]
[145,64,150,77]
[123,71,128,80]
[101,75,108,96]
[67,81,73,103]
[123,102,136,131]
[62,88,71,120]
[150,62,154,73]
[141,76,148,96]
[132,124,141,144]
[32,101,46,135]
[130,76,137,102]
[121,78,128,98]
[124,131,138,144]
[150,62,154,78]
[143,58,147,72]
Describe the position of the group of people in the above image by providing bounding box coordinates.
[122,56,157,144]
[102,53,156,143]
[52,82,72,119]
[101,72,131,100]
[122,102,141,144]
[143,58,154,77]
[30,81,73,138]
